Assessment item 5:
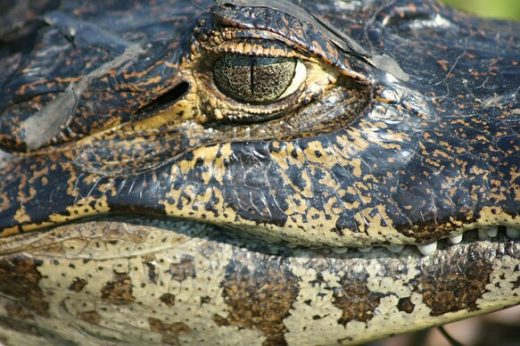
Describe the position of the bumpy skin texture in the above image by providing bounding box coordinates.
[0,0,519,345]
[0,220,518,346]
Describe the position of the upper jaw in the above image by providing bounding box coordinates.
[1,0,519,252]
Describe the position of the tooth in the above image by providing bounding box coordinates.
[417,242,437,256]
[448,234,463,244]
[486,227,498,238]
[387,245,404,253]
[332,247,349,254]
[478,229,489,240]
[506,228,520,239]
[358,247,373,253]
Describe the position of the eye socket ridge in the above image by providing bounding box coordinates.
[189,30,342,122]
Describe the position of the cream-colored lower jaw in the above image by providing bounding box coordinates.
[0,219,517,346]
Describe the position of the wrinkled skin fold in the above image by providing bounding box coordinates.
[0,0,519,345]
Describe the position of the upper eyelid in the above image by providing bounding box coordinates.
[203,42,306,62]
[214,0,356,55]
[194,13,368,82]
[194,28,309,60]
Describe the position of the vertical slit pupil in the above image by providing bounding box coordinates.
[213,54,296,104]
[250,57,255,96]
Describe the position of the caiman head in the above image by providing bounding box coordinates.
[0,0,518,345]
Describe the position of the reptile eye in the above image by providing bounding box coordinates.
[213,54,306,104]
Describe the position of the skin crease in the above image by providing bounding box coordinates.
[0,0,519,345]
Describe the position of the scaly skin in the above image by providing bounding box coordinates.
[0,0,518,345]
[0,220,518,345]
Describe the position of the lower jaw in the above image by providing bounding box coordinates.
[0,218,518,346]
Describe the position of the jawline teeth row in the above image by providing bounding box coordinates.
[418,226,520,256]
[330,226,520,256]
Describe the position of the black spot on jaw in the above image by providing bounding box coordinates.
[332,271,383,325]
[397,297,415,313]
[220,251,298,346]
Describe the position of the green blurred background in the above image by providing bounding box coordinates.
[442,0,520,20]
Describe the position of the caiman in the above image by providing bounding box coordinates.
[0,0,518,345]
